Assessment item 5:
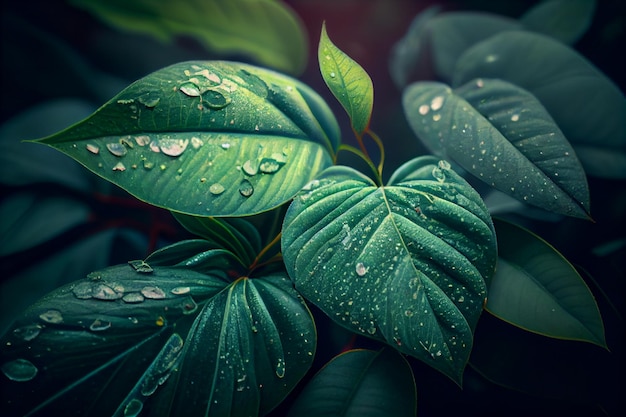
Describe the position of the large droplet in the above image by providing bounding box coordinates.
[275,358,286,378]
[1,358,38,382]
[209,183,225,195]
[39,309,63,324]
[239,179,254,197]
[355,262,368,276]
[86,144,100,154]
[89,319,112,332]
[179,82,202,97]
[106,143,128,157]
[159,138,189,157]
[92,283,124,300]
[13,324,43,341]
[242,160,259,176]
[72,281,93,299]
[137,91,161,108]
[141,286,166,300]
[123,399,143,417]
[122,293,145,304]
[201,89,231,109]
[259,158,283,174]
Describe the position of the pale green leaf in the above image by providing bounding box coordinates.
[318,22,374,135]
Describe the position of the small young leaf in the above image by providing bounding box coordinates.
[32,61,340,217]
[486,218,607,348]
[318,22,374,136]
[282,156,497,385]
[288,349,417,417]
[403,79,591,219]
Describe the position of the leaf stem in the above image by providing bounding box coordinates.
[365,129,385,177]
[338,144,383,185]
[249,232,282,271]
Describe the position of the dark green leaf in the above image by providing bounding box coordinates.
[171,213,262,266]
[282,156,497,384]
[69,0,309,74]
[319,22,374,135]
[33,61,340,217]
[520,0,597,44]
[452,31,626,178]
[487,219,607,348]
[403,79,591,218]
[288,348,416,417]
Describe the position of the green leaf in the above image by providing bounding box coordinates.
[1,259,316,416]
[403,79,591,218]
[452,31,626,178]
[33,61,340,217]
[520,0,597,45]
[287,348,417,417]
[172,213,263,266]
[486,218,607,348]
[69,0,309,75]
[282,156,497,384]
[318,22,374,136]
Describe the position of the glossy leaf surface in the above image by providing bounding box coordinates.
[1,244,316,416]
[403,79,591,218]
[69,0,308,74]
[34,61,340,217]
[487,219,606,348]
[288,349,416,417]
[452,31,626,178]
[319,22,373,135]
[520,0,597,45]
[282,156,497,384]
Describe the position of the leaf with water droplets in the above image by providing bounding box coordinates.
[282,156,497,385]
[403,79,591,218]
[32,61,340,217]
[318,22,373,136]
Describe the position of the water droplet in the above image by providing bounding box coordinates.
[221,142,231,150]
[438,160,451,170]
[243,160,259,176]
[159,138,189,157]
[39,309,63,324]
[209,183,225,195]
[476,79,484,88]
[179,82,202,97]
[366,326,377,335]
[511,114,520,122]
[123,399,143,417]
[171,286,191,295]
[1,358,38,382]
[92,283,123,300]
[275,358,285,378]
[431,167,445,182]
[419,104,429,115]
[191,136,203,149]
[72,281,93,299]
[112,162,126,172]
[430,96,444,111]
[13,324,43,341]
[123,293,145,304]
[143,160,154,170]
[128,259,153,273]
[141,286,166,299]
[107,143,127,157]
[259,158,282,174]
[89,319,112,332]
[239,179,254,197]
[432,114,441,121]
[329,72,336,78]
[86,144,100,154]
[201,89,231,109]
[355,262,368,276]
[457,296,465,303]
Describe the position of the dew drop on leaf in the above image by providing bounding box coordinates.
[141,286,166,299]
[89,319,112,332]
[86,144,99,154]
[39,309,63,324]
[1,358,38,382]
[112,162,126,172]
[106,142,127,157]
[179,82,202,97]
[123,399,143,417]
[355,262,368,276]
[122,293,145,304]
[12,324,43,341]
[239,179,254,197]
[159,138,189,157]
[243,160,259,176]
[209,183,225,195]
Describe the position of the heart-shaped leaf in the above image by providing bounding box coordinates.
[33,61,340,217]
[1,246,316,416]
[487,218,607,348]
[287,348,417,417]
[69,0,309,75]
[319,22,373,136]
[282,156,497,384]
[452,31,626,178]
[403,79,591,218]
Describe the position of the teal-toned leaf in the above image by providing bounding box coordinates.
[287,348,417,417]
[403,79,591,218]
[318,22,374,136]
[69,0,309,75]
[486,219,607,348]
[520,0,597,45]
[172,213,263,266]
[452,31,626,177]
[282,156,497,384]
[33,61,340,217]
[167,273,316,416]
[0,264,227,417]
[1,260,316,416]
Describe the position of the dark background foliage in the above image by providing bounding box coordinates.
[1,1,624,416]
